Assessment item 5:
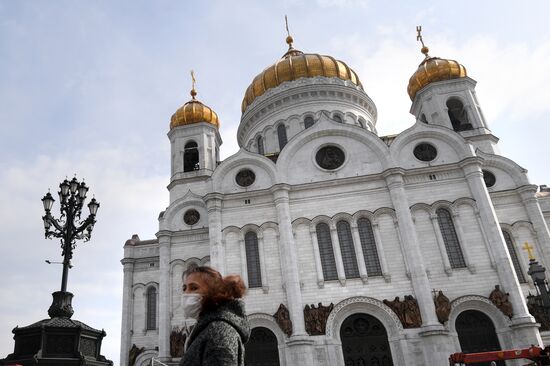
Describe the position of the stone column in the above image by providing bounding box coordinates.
[257,233,269,293]
[384,170,452,364]
[271,184,314,364]
[156,231,172,361]
[120,258,135,366]
[309,227,325,287]
[330,223,346,286]
[205,193,225,274]
[371,220,391,281]
[518,185,550,266]
[430,213,453,275]
[350,223,368,283]
[461,158,541,346]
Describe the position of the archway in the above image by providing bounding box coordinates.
[245,326,280,366]
[340,313,393,366]
[456,310,502,366]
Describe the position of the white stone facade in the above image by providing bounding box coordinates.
[120,64,550,366]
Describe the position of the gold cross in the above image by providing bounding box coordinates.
[522,242,535,260]
[416,25,425,47]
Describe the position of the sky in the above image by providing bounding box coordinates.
[1,1,549,364]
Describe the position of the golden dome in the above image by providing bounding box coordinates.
[241,37,363,113]
[170,75,220,129]
[407,27,467,100]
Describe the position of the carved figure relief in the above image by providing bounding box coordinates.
[434,291,451,324]
[489,285,513,318]
[170,326,191,357]
[128,344,145,366]
[304,302,334,335]
[273,303,293,337]
[383,295,422,328]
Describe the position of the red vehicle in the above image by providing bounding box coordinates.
[449,346,550,365]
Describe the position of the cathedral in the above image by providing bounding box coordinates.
[119,27,550,366]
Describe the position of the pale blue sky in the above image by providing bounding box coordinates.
[1,1,549,364]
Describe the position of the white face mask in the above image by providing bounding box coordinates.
[182,293,203,319]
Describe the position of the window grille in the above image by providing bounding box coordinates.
[357,218,382,276]
[244,231,262,288]
[336,221,360,278]
[502,231,526,283]
[184,141,199,172]
[436,208,466,268]
[146,287,157,329]
[316,223,338,280]
[277,124,287,150]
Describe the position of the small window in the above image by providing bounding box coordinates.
[316,146,345,170]
[277,124,288,150]
[358,118,365,129]
[447,98,472,131]
[244,232,262,288]
[184,141,199,172]
[316,223,338,281]
[146,287,157,329]
[437,208,466,268]
[483,170,496,188]
[257,136,265,155]
[333,114,343,123]
[413,143,437,162]
[304,116,315,129]
[236,169,256,187]
[183,209,200,225]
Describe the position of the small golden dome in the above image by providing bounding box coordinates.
[407,26,467,100]
[170,73,220,130]
[241,43,362,113]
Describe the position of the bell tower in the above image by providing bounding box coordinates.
[167,71,222,202]
[408,27,499,154]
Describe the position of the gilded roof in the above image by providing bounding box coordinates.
[241,37,362,113]
[407,56,467,100]
[170,89,220,130]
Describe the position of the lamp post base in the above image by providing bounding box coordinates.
[48,291,74,318]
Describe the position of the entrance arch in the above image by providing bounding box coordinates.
[456,310,502,366]
[245,326,280,366]
[340,313,393,366]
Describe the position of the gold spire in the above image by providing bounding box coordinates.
[285,15,293,48]
[416,25,430,58]
[190,70,197,99]
[522,242,536,260]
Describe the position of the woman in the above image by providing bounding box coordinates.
[180,266,250,366]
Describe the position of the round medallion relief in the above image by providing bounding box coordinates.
[183,209,200,225]
[413,143,437,162]
[316,146,345,170]
[482,170,496,187]
[235,169,256,187]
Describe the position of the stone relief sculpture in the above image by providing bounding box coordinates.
[434,291,451,323]
[304,302,334,335]
[170,326,192,357]
[274,303,293,337]
[128,344,145,366]
[383,295,422,328]
[489,285,513,318]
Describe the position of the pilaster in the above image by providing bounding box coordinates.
[205,192,225,274]
[156,231,172,361]
[120,258,135,366]
[517,185,550,267]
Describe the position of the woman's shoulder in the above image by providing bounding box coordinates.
[204,320,240,339]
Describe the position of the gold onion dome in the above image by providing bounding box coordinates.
[241,32,363,113]
[170,72,220,130]
[407,26,467,101]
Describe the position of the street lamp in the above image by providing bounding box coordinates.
[41,177,99,294]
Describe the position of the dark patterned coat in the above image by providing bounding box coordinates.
[179,300,250,366]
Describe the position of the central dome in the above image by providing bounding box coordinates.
[241,37,363,113]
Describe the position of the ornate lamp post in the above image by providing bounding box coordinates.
[524,242,550,330]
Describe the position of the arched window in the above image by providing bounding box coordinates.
[304,116,315,129]
[336,221,360,278]
[183,141,199,172]
[257,136,265,155]
[245,327,280,365]
[357,218,382,276]
[277,124,287,150]
[244,232,262,288]
[456,310,502,361]
[316,223,338,281]
[357,118,365,129]
[420,113,428,123]
[446,98,472,132]
[502,231,526,283]
[333,114,343,123]
[146,286,157,330]
[437,208,466,268]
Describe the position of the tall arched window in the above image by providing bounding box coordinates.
[357,218,382,276]
[277,124,287,150]
[316,223,338,281]
[244,232,262,288]
[146,286,157,329]
[446,98,472,132]
[336,221,360,278]
[502,230,526,283]
[257,136,265,155]
[183,141,199,172]
[304,116,315,129]
[437,208,466,268]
